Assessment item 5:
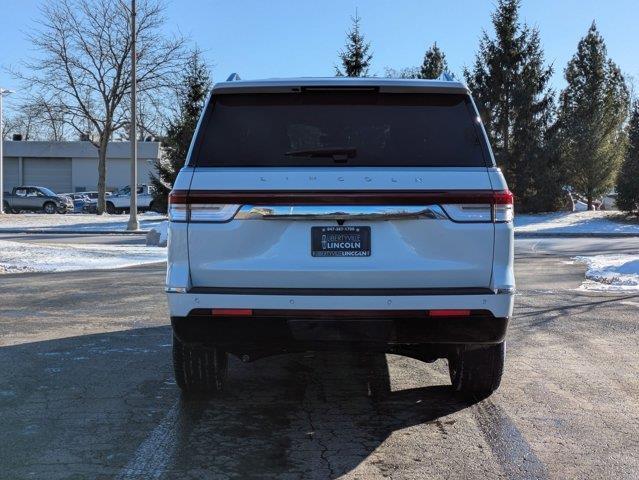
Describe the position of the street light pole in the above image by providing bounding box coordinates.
[126,0,139,230]
[0,88,14,215]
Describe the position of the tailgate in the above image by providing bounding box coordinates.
[187,167,495,290]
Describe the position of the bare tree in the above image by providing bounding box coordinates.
[3,102,44,140]
[14,0,185,213]
[1,115,20,140]
[32,96,68,141]
[6,95,69,141]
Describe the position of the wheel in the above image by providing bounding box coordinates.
[106,202,116,214]
[449,342,505,398]
[2,201,12,213]
[43,202,57,214]
[172,334,228,394]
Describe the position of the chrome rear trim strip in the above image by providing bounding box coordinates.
[234,205,448,221]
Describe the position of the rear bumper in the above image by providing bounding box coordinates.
[167,290,514,319]
[171,310,508,348]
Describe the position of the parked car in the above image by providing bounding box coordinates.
[61,193,93,213]
[3,186,73,214]
[78,191,108,213]
[83,191,112,200]
[166,77,514,398]
[106,184,158,214]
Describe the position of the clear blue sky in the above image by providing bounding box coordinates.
[1,0,637,114]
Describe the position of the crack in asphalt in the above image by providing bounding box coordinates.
[298,358,336,480]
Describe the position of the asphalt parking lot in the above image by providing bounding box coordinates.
[0,236,638,479]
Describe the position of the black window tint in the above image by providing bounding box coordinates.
[191,92,488,167]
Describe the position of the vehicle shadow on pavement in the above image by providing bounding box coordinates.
[0,327,475,479]
[166,352,474,479]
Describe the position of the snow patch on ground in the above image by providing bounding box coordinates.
[0,213,166,232]
[146,221,168,246]
[574,254,639,291]
[0,239,167,274]
[515,211,639,234]
[156,221,168,246]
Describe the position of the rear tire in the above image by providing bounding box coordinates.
[106,202,116,214]
[172,334,228,394]
[43,202,57,214]
[2,201,12,213]
[449,342,505,398]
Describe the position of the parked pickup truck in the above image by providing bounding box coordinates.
[3,186,73,214]
[106,184,159,214]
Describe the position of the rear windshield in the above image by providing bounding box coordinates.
[190,92,489,167]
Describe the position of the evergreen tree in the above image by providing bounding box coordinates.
[465,0,557,212]
[383,66,419,79]
[419,43,448,79]
[336,12,373,77]
[151,50,211,212]
[558,22,629,209]
[617,101,639,215]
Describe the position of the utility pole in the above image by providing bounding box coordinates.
[0,88,14,215]
[126,0,139,230]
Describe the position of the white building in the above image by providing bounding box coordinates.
[2,140,161,194]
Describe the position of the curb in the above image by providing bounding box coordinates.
[0,229,149,235]
[515,232,639,238]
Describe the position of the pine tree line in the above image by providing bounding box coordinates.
[337,3,636,214]
[617,102,639,215]
[153,3,637,216]
[465,0,558,212]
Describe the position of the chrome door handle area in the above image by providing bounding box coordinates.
[234,205,448,220]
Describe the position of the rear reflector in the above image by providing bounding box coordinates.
[428,309,471,317]
[212,309,253,316]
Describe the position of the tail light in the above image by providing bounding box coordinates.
[441,190,513,223]
[212,309,253,316]
[168,191,239,223]
[168,189,513,223]
[492,191,515,222]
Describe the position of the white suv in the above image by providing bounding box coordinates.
[106,184,157,214]
[166,77,514,397]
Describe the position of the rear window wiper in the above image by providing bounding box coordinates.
[284,147,357,162]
